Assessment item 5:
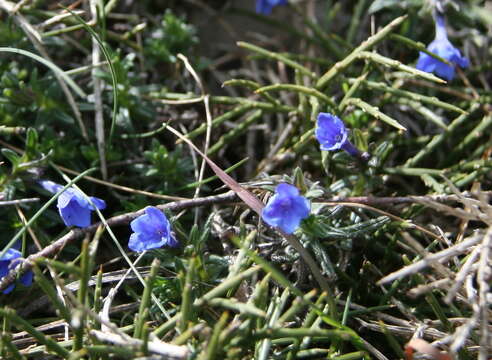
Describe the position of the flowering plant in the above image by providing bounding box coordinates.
[261,183,310,234]
[39,180,106,228]
[129,206,178,252]
[0,249,33,294]
[256,0,288,15]
[416,13,469,81]
[315,112,368,159]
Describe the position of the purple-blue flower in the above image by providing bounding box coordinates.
[315,112,368,159]
[256,0,288,15]
[416,13,469,81]
[129,206,178,252]
[0,248,33,294]
[261,183,310,234]
[39,180,106,228]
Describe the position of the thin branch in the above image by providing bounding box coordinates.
[0,198,39,206]
[323,192,492,206]
[377,234,483,285]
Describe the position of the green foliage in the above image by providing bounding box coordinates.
[145,10,198,64]
[141,139,194,194]
[0,1,490,359]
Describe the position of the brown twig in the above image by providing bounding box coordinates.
[0,191,237,292]
[377,234,482,285]
[322,192,492,206]
[0,198,39,206]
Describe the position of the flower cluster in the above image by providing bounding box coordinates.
[38,180,178,253]
[0,248,33,294]
[0,180,179,294]
[416,13,469,81]
[261,183,310,234]
[256,0,288,15]
[0,181,176,294]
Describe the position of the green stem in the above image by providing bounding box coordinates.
[358,51,445,83]
[316,15,407,89]
[73,239,90,351]
[1,333,25,360]
[256,84,336,109]
[237,41,315,78]
[353,78,466,114]
[134,258,160,339]
[404,103,480,167]
[207,111,263,155]
[32,266,71,321]
[346,98,406,131]
[198,312,229,360]
[179,257,195,333]
[0,308,70,358]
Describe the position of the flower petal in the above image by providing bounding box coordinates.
[262,200,285,227]
[276,183,300,197]
[256,0,273,14]
[277,214,301,234]
[128,233,147,252]
[456,55,469,69]
[0,261,15,294]
[59,199,92,227]
[128,232,168,252]
[20,270,33,287]
[417,31,469,81]
[315,113,348,151]
[2,283,15,295]
[89,196,106,210]
[57,190,74,209]
[434,62,455,81]
[145,207,168,230]
[291,196,311,220]
[0,248,21,261]
[256,0,287,14]
[261,183,310,234]
[165,234,179,248]
[131,211,160,236]
[70,188,90,208]
[416,53,437,73]
[129,207,175,251]
[38,180,64,194]
[0,261,9,277]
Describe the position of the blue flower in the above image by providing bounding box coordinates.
[261,183,310,234]
[39,180,106,228]
[0,248,33,294]
[315,112,368,159]
[416,13,469,81]
[256,0,288,15]
[129,206,178,252]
